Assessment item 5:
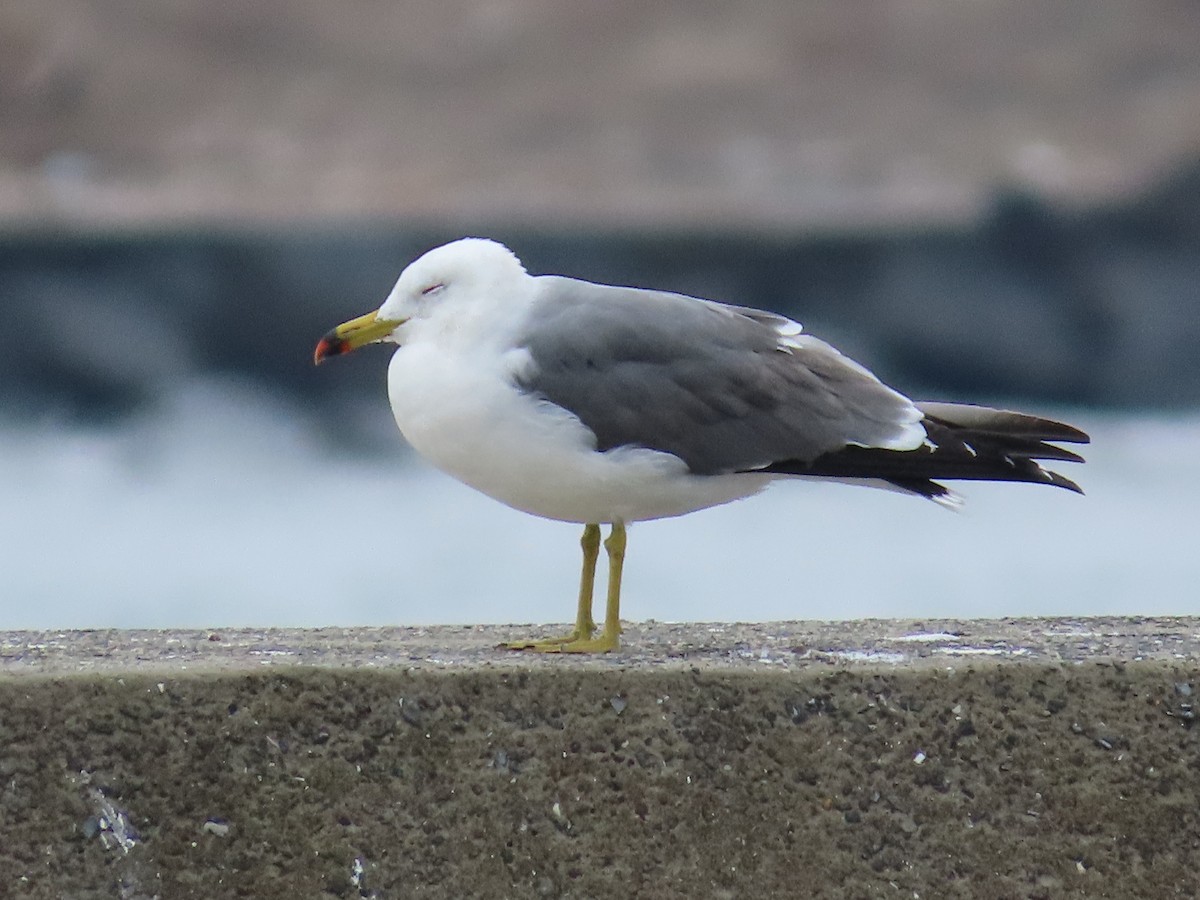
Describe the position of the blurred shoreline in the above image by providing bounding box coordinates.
[3,164,1199,441]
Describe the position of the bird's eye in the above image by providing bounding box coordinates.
[421,283,445,297]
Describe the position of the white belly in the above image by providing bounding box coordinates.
[386,344,770,524]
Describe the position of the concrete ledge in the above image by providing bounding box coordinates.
[2,618,1198,898]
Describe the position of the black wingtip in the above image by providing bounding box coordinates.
[1043,468,1085,495]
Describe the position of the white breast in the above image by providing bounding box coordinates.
[385,342,770,524]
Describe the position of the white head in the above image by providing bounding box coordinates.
[314,238,530,362]
[378,238,528,327]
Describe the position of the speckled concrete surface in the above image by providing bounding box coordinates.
[4,617,1199,676]
[2,619,1199,898]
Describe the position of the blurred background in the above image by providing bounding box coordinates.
[2,0,1198,630]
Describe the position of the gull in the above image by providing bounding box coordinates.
[314,238,1088,652]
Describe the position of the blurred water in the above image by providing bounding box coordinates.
[1,379,1195,630]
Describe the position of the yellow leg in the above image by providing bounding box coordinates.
[598,521,626,642]
[506,522,624,653]
[505,524,601,650]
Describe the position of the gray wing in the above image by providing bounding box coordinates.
[514,276,923,476]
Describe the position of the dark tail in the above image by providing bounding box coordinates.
[759,402,1090,503]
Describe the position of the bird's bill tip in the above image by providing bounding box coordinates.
[313,309,402,365]
[313,331,349,365]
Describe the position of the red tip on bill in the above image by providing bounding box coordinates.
[313,332,348,365]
